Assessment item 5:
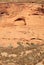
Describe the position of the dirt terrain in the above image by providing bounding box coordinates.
[0,2,44,65]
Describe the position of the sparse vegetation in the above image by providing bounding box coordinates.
[0,42,44,65]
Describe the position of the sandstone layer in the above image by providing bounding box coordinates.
[0,3,44,47]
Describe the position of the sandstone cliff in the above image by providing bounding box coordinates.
[0,3,44,47]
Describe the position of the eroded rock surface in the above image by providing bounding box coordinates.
[0,3,44,47]
[0,2,44,65]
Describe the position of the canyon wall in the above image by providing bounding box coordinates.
[0,3,44,47]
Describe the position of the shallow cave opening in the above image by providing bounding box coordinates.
[0,11,5,14]
[15,17,26,25]
[15,18,25,21]
[0,11,9,15]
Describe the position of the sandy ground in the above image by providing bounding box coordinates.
[0,3,44,47]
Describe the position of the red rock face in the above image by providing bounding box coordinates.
[0,3,44,65]
[0,3,44,47]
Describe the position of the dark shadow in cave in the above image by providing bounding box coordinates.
[0,11,9,15]
[15,17,26,25]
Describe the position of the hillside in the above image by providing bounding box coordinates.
[0,2,44,65]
